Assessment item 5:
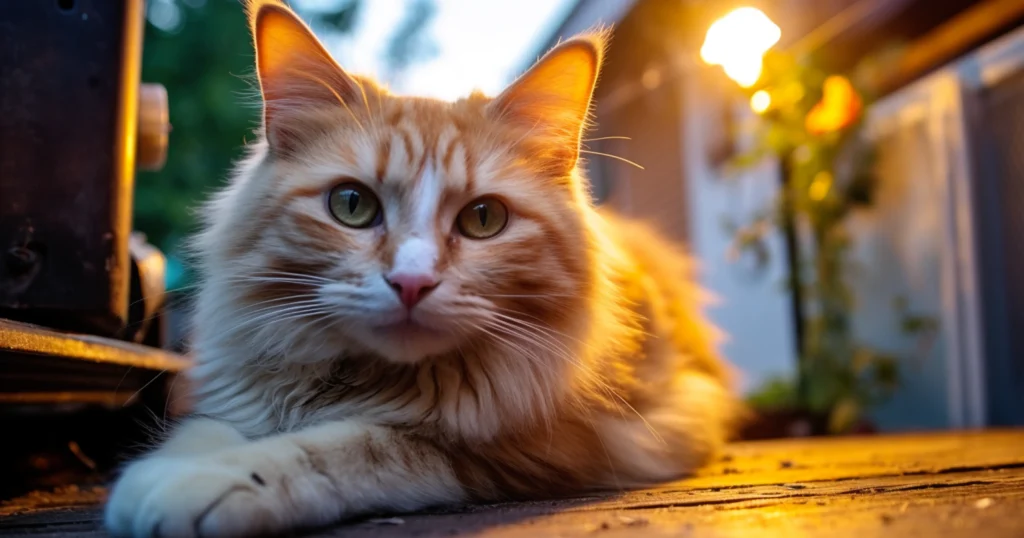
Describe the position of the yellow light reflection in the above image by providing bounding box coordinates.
[809,171,833,201]
[750,90,771,114]
[700,7,781,87]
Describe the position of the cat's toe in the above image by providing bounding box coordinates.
[105,458,266,538]
[132,465,260,538]
[105,458,189,537]
[191,484,282,538]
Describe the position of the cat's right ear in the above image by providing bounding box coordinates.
[248,0,363,154]
[489,32,605,176]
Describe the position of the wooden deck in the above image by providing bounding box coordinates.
[2,429,1023,537]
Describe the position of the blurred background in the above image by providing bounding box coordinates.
[133,0,1024,436]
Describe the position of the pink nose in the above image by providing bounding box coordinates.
[385,272,440,308]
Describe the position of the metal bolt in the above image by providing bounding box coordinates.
[5,247,38,274]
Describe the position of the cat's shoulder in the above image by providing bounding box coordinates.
[593,207,695,267]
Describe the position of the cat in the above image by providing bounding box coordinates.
[104,1,741,536]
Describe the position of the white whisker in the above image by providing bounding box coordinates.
[579,149,645,170]
[582,135,632,142]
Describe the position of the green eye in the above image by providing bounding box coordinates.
[328,182,382,228]
[457,197,508,239]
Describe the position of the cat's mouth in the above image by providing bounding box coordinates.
[365,316,459,363]
[374,318,445,339]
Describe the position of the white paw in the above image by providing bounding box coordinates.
[105,457,279,538]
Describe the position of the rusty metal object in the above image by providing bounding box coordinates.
[123,233,167,345]
[0,392,138,406]
[137,83,170,172]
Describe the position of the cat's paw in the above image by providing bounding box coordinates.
[105,457,276,538]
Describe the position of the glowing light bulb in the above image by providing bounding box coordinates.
[750,90,771,114]
[700,7,781,87]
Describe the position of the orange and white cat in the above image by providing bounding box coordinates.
[104,1,740,536]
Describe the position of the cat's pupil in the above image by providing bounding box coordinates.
[347,191,360,214]
[476,204,488,227]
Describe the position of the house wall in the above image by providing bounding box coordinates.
[676,72,798,394]
[836,25,1024,429]
[586,1,689,243]
[581,0,799,393]
[852,78,969,430]
[968,29,1024,426]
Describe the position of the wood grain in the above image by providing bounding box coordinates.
[2,430,1022,537]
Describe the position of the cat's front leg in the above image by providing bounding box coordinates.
[105,419,464,538]
[105,417,251,535]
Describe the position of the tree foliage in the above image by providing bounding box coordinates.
[135,0,362,257]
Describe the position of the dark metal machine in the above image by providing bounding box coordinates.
[0,0,187,406]
[0,0,189,497]
[0,0,168,335]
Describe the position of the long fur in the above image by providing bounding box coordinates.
[104,2,741,536]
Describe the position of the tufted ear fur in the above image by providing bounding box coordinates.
[490,33,606,174]
[247,0,365,154]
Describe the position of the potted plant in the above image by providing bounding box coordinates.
[716,49,937,437]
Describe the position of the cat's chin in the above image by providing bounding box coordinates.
[365,320,458,363]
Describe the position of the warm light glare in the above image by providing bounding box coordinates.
[750,90,771,113]
[723,57,764,87]
[700,7,781,87]
[805,76,864,135]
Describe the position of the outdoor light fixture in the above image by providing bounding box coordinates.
[700,7,780,87]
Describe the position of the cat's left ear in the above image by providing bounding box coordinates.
[490,32,606,174]
[248,0,364,154]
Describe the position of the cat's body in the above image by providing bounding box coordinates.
[105,1,740,536]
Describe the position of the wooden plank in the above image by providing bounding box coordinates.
[0,318,186,407]
[0,318,188,372]
[1,430,1022,537]
[2,468,1021,537]
[689,429,1024,488]
[330,470,1023,538]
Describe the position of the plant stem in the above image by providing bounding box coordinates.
[778,153,809,409]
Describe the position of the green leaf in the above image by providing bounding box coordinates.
[746,377,798,410]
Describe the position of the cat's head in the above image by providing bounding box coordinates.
[195,0,606,364]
